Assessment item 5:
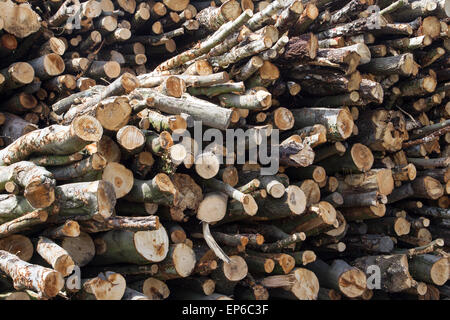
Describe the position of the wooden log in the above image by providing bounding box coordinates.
[36,237,74,277]
[291,108,354,141]
[306,259,366,298]
[92,227,169,265]
[352,254,413,292]
[75,271,126,300]
[0,250,64,298]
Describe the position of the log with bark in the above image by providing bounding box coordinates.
[0,0,445,302]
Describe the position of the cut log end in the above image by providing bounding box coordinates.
[61,233,95,267]
[116,125,145,151]
[54,254,75,276]
[134,226,169,263]
[195,153,220,179]
[242,194,258,216]
[394,217,411,236]
[338,268,367,298]
[337,108,354,140]
[142,277,170,299]
[302,251,317,265]
[430,258,450,286]
[172,243,196,277]
[164,76,186,98]
[0,235,33,262]
[72,115,103,143]
[267,181,285,198]
[221,167,239,187]
[91,272,126,300]
[96,98,132,131]
[273,107,294,130]
[351,143,374,172]
[102,162,134,199]
[104,61,121,79]
[197,192,228,223]
[24,180,55,209]
[62,220,80,237]
[9,62,35,85]
[377,169,394,196]
[291,268,320,300]
[97,180,117,219]
[43,270,65,298]
[287,185,307,215]
[223,255,248,281]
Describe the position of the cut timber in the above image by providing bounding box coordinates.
[169,276,216,296]
[337,169,394,196]
[203,178,258,215]
[136,88,233,130]
[0,235,33,262]
[77,272,126,300]
[211,255,248,294]
[0,250,64,298]
[95,97,132,132]
[155,9,253,71]
[79,216,160,233]
[195,152,221,179]
[277,33,318,65]
[0,62,35,91]
[0,161,55,209]
[318,143,374,174]
[411,176,444,200]
[163,0,189,11]
[87,61,121,80]
[352,254,413,292]
[196,0,242,31]
[41,220,80,239]
[102,162,134,199]
[47,154,106,182]
[409,254,449,286]
[61,232,95,267]
[28,54,65,80]
[36,237,74,277]
[197,192,228,223]
[116,125,146,154]
[251,185,306,220]
[155,243,196,280]
[291,108,354,141]
[122,287,150,300]
[129,277,170,300]
[366,217,411,237]
[264,268,320,300]
[0,1,40,38]
[307,259,366,298]
[0,115,103,166]
[125,173,177,205]
[340,204,386,222]
[1,93,37,115]
[54,180,116,220]
[92,227,169,265]
[273,201,337,236]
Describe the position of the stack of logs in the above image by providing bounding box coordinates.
[0,0,448,301]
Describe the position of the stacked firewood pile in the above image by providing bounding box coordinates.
[0,0,448,301]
